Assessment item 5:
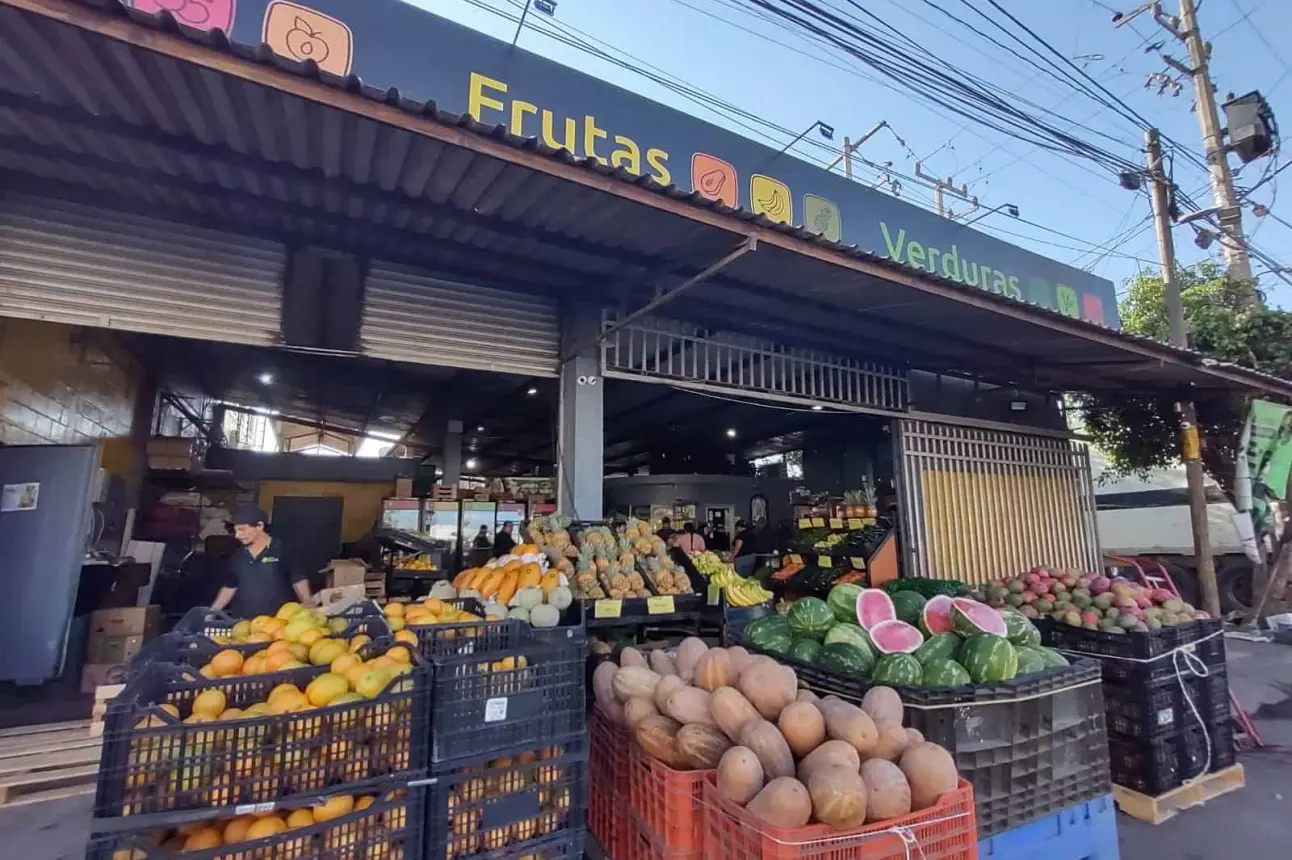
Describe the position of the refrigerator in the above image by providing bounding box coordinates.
[0,444,101,684]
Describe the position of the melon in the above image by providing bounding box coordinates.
[857,589,897,631]
[635,715,686,768]
[795,688,819,705]
[919,594,956,637]
[711,686,762,743]
[816,642,876,678]
[717,746,764,805]
[797,739,860,784]
[654,675,688,713]
[612,666,662,702]
[746,777,813,828]
[777,701,826,758]
[869,620,924,655]
[674,638,709,681]
[871,653,923,686]
[663,687,716,726]
[619,646,648,668]
[808,765,869,829]
[738,660,796,720]
[726,645,753,679]
[677,723,733,769]
[787,597,836,641]
[950,598,1008,637]
[740,719,796,780]
[914,632,961,666]
[593,660,624,723]
[1036,647,1069,668]
[694,648,733,692]
[889,591,927,626]
[958,634,1019,683]
[869,721,910,761]
[905,727,925,745]
[649,649,677,677]
[861,758,912,822]
[788,638,823,664]
[823,623,874,656]
[624,697,660,729]
[900,742,958,810]
[1014,646,1049,676]
[920,659,971,688]
[860,686,904,725]
[1000,610,1042,647]
[823,702,878,756]
[826,583,863,625]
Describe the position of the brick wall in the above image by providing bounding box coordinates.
[0,318,139,446]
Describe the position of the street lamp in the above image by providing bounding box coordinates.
[960,203,1020,227]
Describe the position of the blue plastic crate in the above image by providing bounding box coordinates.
[979,795,1120,860]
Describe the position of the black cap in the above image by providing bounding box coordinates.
[231,505,269,527]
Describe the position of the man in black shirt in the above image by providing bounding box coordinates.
[656,517,676,542]
[210,506,311,618]
[493,521,517,557]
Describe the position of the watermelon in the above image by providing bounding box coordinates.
[788,637,823,663]
[890,591,927,626]
[958,634,1019,683]
[868,620,924,655]
[857,589,897,631]
[914,632,961,666]
[1036,647,1069,668]
[919,594,955,637]
[1000,609,1042,647]
[760,630,794,655]
[950,598,1009,638]
[787,597,836,641]
[1014,646,1049,676]
[824,623,876,661]
[921,659,972,688]
[816,641,876,677]
[744,615,790,648]
[871,653,923,686]
[827,584,863,625]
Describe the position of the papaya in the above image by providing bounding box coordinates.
[496,571,520,606]
[479,570,505,599]
[452,568,475,590]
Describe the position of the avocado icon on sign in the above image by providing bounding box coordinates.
[1056,284,1080,318]
[751,175,792,225]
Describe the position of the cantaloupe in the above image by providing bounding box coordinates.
[725,645,752,680]
[677,723,732,769]
[654,675,688,713]
[717,746,765,806]
[795,688,819,705]
[870,722,910,762]
[905,727,925,745]
[900,742,958,810]
[797,740,860,785]
[624,697,660,729]
[674,638,709,682]
[711,686,762,743]
[663,687,716,727]
[777,702,826,759]
[694,648,732,692]
[861,686,904,726]
[808,764,868,829]
[635,715,686,769]
[619,647,648,668]
[861,758,912,822]
[649,650,677,677]
[593,660,623,723]
[737,660,796,720]
[612,666,662,703]
[739,719,795,780]
[745,777,812,828]
[823,702,878,756]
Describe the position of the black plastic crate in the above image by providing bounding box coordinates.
[426,737,587,859]
[161,603,391,659]
[92,640,430,824]
[1040,618,1227,685]
[1103,669,1231,740]
[1109,720,1235,796]
[427,619,586,765]
[86,781,425,859]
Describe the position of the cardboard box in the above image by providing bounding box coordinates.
[314,585,368,616]
[90,605,159,637]
[86,633,148,665]
[394,477,414,499]
[322,559,369,588]
[81,663,129,694]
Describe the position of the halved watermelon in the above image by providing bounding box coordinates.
[919,594,955,637]
[950,598,1008,637]
[857,588,897,631]
[869,619,924,655]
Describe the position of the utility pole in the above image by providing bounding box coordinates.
[914,163,978,219]
[826,121,889,180]
[1145,128,1221,618]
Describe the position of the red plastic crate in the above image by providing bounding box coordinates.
[628,744,711,854]
[701,773,978,860]
[626,814,701,860]
[590,707,633,857]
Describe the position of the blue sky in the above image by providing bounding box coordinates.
[406,0,1291,306]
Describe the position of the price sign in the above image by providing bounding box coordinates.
[863,517,877,526]
[811,517,827,528]
[850,557,866,569]
[707,584,723,606]
[847,518,863,529]
[798,518,812,529]
[829,518,844,529]
[594,599,622,619]
[788,554,803,565]
[647,596,676,615]
[817,555,833,568]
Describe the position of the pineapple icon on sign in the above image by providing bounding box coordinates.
[263,1,355,77]
[803,195,841,242]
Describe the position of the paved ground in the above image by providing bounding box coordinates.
[6,636,1292,860]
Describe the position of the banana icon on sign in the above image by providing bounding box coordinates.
[751,175,792,225]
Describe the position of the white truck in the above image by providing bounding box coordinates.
[1092,452,1254,611]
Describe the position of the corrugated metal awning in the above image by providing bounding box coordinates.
[0,0,1288,402]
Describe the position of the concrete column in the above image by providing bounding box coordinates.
[442,419,464,486]
[557,301,604,520]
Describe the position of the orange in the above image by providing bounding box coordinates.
[423,598,445,614]
[198,665,218,680]
[277,659,308,671]
[249,615,274,632]
[288,643,310,662]
[268,683,302,706]
[383,602,405,619]
[182,827,222,851]
[209,649,244,677]
[344,664,371,690]
[264,650,297,672]
[217,707,244,720]
[387,618,406,632]
[276,601,305,621]
[266,640,292,656]
[244,632,273,644]
[160,703,180,719]
[285,807,316,829]
[297,628,324,647]
[245,816,288,840]
[385,646,412,665]
[269,690,309,715]
[331,653,361,676]
[354,795,375,811]
[393,629,419,647]
[305,673,350,707]
[230,620,252,640]
[261,618,287,639]
[355,669,390,699]
[222,816,254,843]
[309,638,348,667]
[241,653,268,675]
[312,794,355,823]
[368,656,398,673]
[348,634,372,654]
[192,688,227,719]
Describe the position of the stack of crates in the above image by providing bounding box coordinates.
[589,702,632,858]
[84,613,431,860]
[416,616,587,860]
[1045,618,1233,796]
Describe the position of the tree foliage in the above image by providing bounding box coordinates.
[1074,262,1292,498]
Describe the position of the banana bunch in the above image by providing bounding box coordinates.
[710,565,773,606]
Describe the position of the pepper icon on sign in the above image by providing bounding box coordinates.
[128,0,235,33]
[750,175,792,225]
[263,1,355,77]
[1082,292,1106,325]
[691,154,738,207]
[803,195,841,242]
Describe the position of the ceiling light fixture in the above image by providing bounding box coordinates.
[811,405,823,411]
[465,458,478,470]
[258,372,273,384]
[726,428,738,438]
[526,387,538,395]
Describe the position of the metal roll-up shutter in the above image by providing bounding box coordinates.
[361,262,560,377]
[0,194,284,345]
[896,419,1101,584]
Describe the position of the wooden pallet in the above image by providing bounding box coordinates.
[1113,764,1246,824]
[0,721,101,806]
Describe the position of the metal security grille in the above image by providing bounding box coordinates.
[600,311,907,412]
[0,193,285,345]
[897,419,1101,584]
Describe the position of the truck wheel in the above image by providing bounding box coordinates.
[1216,559,1254,613]
[1162,561,1201,608]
